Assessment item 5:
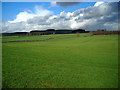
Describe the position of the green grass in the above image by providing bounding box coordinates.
[2,33,91,42]
[2,34,118,88]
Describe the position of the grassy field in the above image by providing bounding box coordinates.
[2,33,91,42]
[2,34,118,88]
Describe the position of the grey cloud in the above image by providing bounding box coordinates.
[97,13,118,23]
[56,2,80,7]
[27,16,50,25]
[53,0,81,7]
[73,2,118,25]
[76,2,118,19]
[75,17,84,22]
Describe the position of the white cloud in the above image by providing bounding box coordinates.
[8,11,35,23]
[94,1,104,7]
[8,6,52,23]
[2,2,119,33]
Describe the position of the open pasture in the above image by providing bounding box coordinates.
[2,34,118,88]
[2,34,80,42]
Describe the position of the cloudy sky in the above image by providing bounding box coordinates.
[2,1,119,33]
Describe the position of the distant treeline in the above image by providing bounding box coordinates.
[91,31,120,35]
[2,29,88,36]
[2,29,120,36]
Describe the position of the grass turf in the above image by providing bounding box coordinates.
[2,33,91,42]
[2,34,118,88]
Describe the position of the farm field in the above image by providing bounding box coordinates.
[2,34,118,88]
[2,33,91,42]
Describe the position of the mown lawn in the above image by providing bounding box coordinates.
[2,34,118,88]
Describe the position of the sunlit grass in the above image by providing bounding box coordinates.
[2,34,118,88]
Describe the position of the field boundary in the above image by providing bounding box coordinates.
[0,34,81,43]
[2,34,117,43]
[1,36,77,43]
[1,38,55,43]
